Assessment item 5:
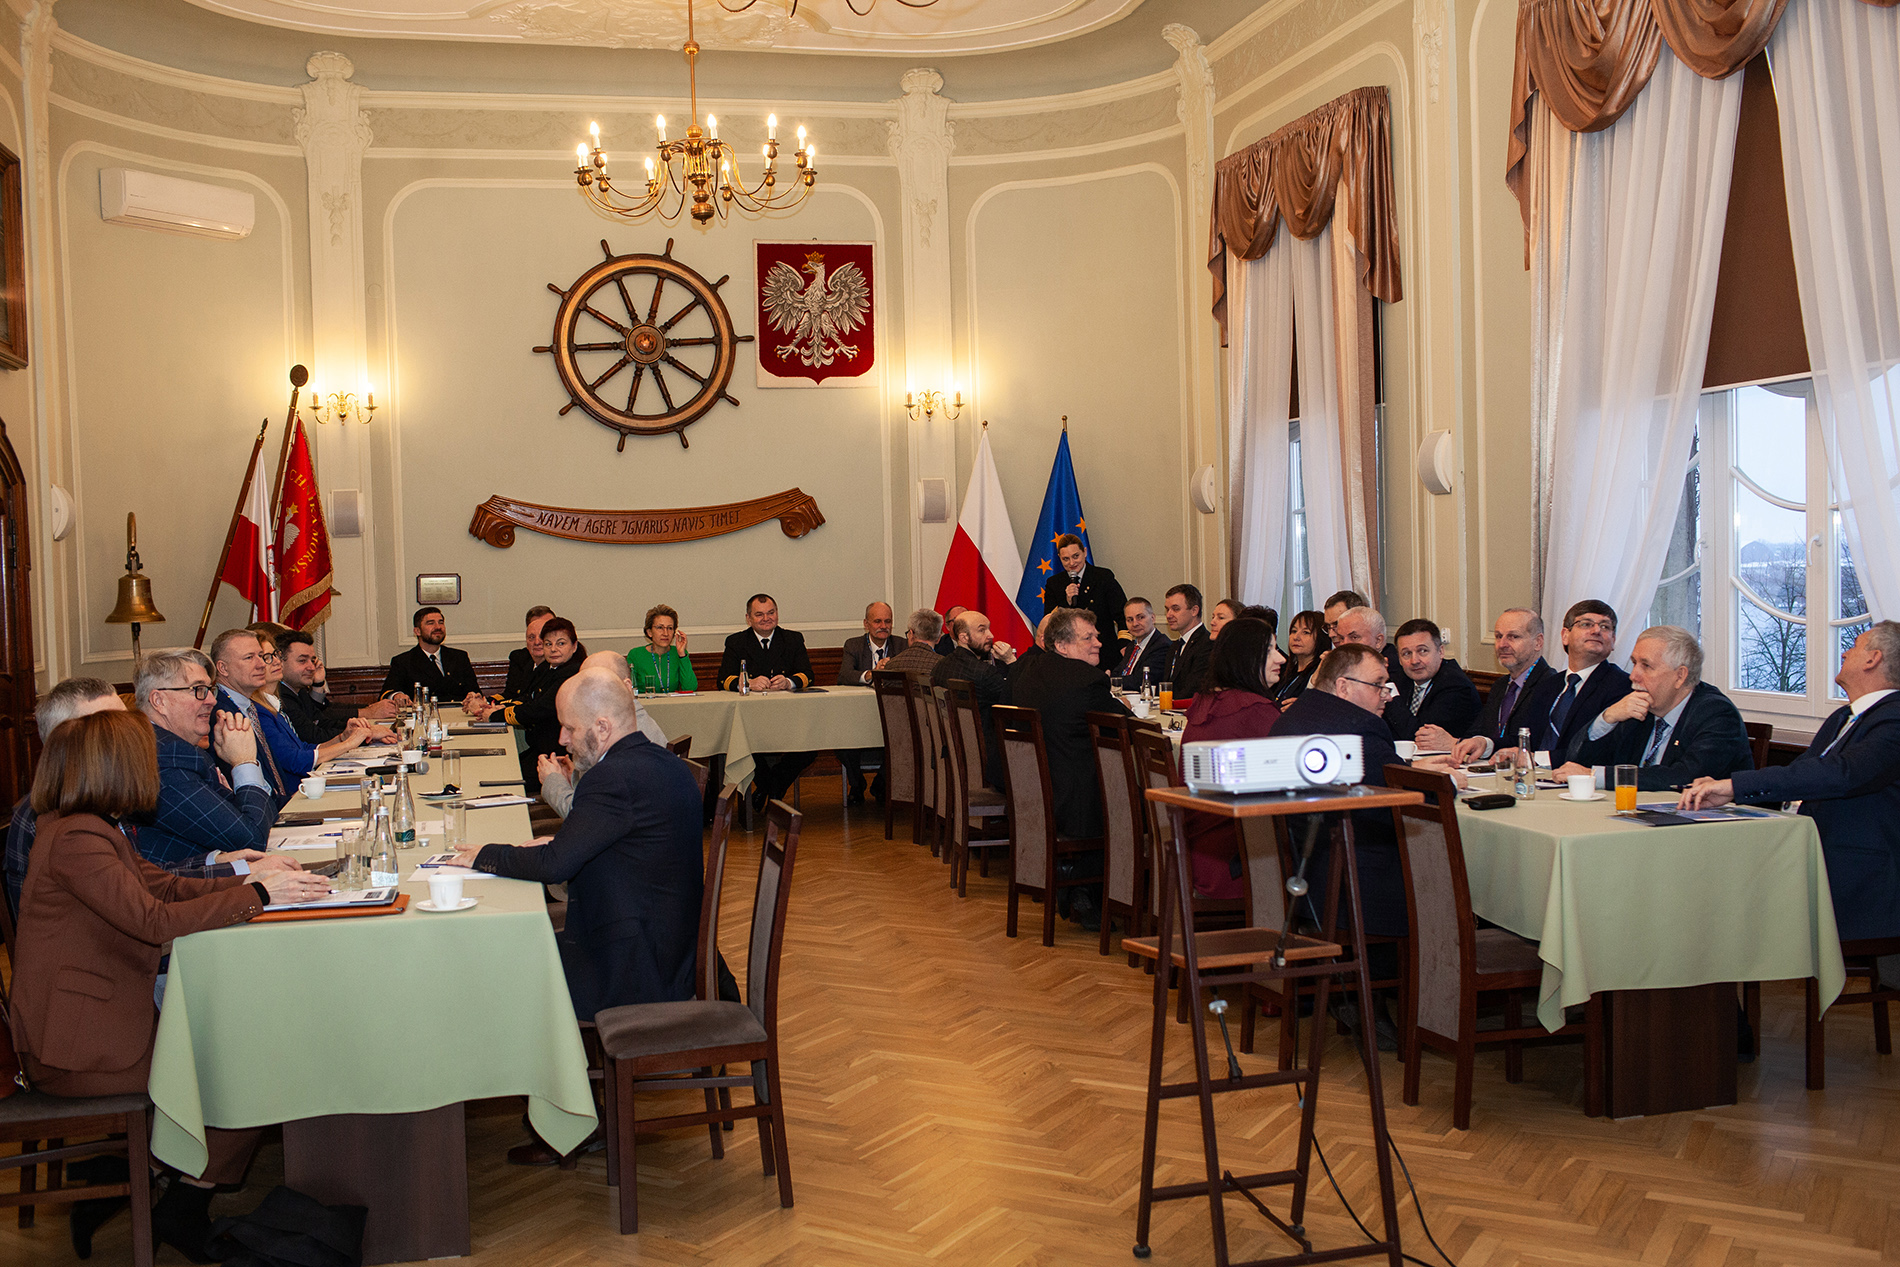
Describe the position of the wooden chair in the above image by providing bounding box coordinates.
[667,733,693,759]
[939,682,1008,895]
[908,676,946,857]
[1088,711,1147,956]
[993,705,1103,947]
[596,800,801,1234]
[0,961,154,1264]
[685,758,711,798]
[1744,720,1773,770]
[871,671,921,843]
[1386,765,1603,1127]
[693,784,744,1154]
[1805,935,1900,1090]
[1128,727,1244,938]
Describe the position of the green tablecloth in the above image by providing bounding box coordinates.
[1455,789,1847,1031]
[148,730,596,1176]
[638,685,882,789]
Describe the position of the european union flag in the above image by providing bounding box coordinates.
[1015,429,1093,627]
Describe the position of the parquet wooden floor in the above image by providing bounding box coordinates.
[8,777,1900,1265]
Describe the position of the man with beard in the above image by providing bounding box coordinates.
[455,670,703,1164]
[932,610,1018,789]
[381,606,482,706]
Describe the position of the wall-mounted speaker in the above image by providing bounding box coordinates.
[918,477,950,523]
[331,488,362,537]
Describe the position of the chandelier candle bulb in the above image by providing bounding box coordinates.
[708,114,717,139]
[656,114,667,142]
[768,113,777,139]
[576,143,588,165]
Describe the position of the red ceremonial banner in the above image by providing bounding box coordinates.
[755,240,875,387]
[274,418,335,631]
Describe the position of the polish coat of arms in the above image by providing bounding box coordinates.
[755,241,875,387]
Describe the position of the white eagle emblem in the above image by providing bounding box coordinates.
[761,253,870,369]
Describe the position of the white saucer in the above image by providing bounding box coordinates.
[416,897,478,913]
[1558,791,1606,802]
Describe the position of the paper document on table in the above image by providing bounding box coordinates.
[264,886,400,911]
[405,865,493,882]
[461,794,536,809]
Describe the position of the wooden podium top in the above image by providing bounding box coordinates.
[1144,784,1425,818]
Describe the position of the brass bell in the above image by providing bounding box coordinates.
[106,513,165,663]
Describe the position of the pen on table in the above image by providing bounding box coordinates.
[480,779,525,787]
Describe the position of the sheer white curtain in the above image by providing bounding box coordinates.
[1225,245,1296,608]
[1527,95,1577,613]
[1291,224,1356,601]
[1772,0,1900,622]
[1540,48,1743,659]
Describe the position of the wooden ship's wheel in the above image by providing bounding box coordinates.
[535,238,753,449]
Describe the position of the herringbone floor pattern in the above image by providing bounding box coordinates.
[8,778,1899,1264]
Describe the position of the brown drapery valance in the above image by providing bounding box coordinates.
[1208,85,1403,345]
[1505,0,1896,234]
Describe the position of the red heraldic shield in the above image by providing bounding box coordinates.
[755,241,875,386]
[273,419,335,631]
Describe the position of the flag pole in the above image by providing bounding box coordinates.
[268,365,308,520]
[194,417,271,649]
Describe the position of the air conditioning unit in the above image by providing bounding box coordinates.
[100,168,254,240]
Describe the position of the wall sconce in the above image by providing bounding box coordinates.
[905,388,962,422]
[305,384,377,424]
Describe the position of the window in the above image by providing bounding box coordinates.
[1651,379,1870,723]
[1285,420,1311,617]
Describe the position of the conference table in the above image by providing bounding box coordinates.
[1454,784,1847,1116]
[638,683,882,789]
[147,720,595,1264]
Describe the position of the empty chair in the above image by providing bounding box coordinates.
[1805,935,1900,1090]
[668,733,693,759]
[596,799,802,1234]
[1386,765,1603,1127]
[940,681,1009,895]
[994,705,1103,947]
[909,676,947,857]
[1088,711,1147,956]
[871,670,922,842]
[1744,720,1773,770]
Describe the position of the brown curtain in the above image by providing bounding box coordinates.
[1209,85,1403,346]
[1498,0,1900,235]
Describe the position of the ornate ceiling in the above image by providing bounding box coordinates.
[179,0,1150,55]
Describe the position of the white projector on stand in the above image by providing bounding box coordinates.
[1181,735,1364,795]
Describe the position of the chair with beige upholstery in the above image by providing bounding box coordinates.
[871,670,921,843]
[909,676,947,858]
[1385,764,1603,1127]
[1088,711,1147,957]
[939,682,1008,894]
[994,704,1104,947]
[595,799,801,1234]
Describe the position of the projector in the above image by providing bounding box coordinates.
[1181,735,1364,794]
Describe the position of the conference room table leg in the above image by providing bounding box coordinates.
[282,1104,470,1264]
[1603,984,1739,1117]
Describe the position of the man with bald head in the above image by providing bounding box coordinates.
[837,601,898,804]
[457,670,702,1016]
[932,610,1018,790]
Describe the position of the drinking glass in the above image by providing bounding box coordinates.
[442,799,467,847]
[442,750,462,793]
[1614,764,1640,812]
[1157,680,1174,712]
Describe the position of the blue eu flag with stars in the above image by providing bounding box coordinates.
[1015,429,1092,628]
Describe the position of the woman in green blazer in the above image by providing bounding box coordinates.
[628,603,698,693]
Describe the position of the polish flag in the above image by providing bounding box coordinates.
[934,429,1034,651]
[217,445,276,621]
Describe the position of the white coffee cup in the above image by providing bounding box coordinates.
[1566,773,1596,799]
[299,774,326,800]
[400,749,423,766]
[1129,697,1151,719]
[428,872,465,908]
[1393,740,1418,761]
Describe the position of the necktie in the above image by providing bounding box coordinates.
[243,701,287,797]
[1410,680,1430,714]
[1642,715,1671,764]
[1543,673,1582,749]
[1121,639,1141,675]
[1496,676,1523,742]
[428,652,442,679]
[1819,710,1860,757]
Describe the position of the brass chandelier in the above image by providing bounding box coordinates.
[574,0,817,225]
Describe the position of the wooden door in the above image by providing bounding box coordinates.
[0,419,35,805]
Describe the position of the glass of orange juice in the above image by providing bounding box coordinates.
[1157,680,1173,711]
[1614,764,1639,811]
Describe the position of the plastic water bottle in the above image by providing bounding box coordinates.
[370,806,400,887]
[738,659,750,695]
[1512,727,1537,799]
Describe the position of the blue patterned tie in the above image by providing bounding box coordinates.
[1642,715,1671,764]
[1542,672,1581,750]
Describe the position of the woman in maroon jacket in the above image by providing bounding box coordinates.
[1179,619,1286,899]
[11,710,328,1259]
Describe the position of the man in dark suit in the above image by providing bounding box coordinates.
[276,630,394,743]
[932,610,1019,790]
[1442,607,1555,762]
[1559,625,1752,791]
[1383,618,1483,744]
[1163,583,1212,698]
[1008,612,1055,692]
[1011,608,1128,929]
[1041,535,1128,643]
[836,601,896,804]
[382,606,483,704]
[1109,597,1173,689]
[1507,599,1632,763]
[503,606,556,701]
[456,670,702,1163]
[1682,622,1900,941]
[720,594,816,809]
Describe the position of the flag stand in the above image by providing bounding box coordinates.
[193,366,308,648]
